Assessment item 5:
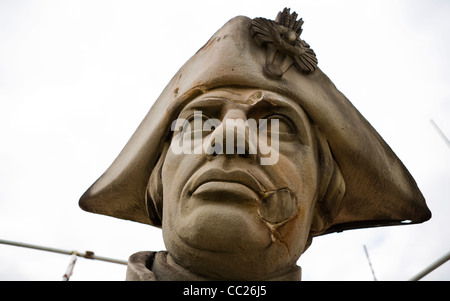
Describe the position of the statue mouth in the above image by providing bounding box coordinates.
[188,168,266,198]
[191,181,261,203]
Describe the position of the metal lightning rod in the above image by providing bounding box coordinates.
[363,245,377,281]
[430,119,450,149]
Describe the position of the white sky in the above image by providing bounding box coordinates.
[0,0,449,281]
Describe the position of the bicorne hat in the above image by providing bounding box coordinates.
[79,9,431,236]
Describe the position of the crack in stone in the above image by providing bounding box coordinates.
[256,187,298,255]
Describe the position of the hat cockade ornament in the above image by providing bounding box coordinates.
[250,8,318,79]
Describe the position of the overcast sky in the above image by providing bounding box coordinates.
[0,0,449,281]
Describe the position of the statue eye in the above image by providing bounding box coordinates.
[260,114,295,136]
[186,112,210,127]
[185,112,215,138]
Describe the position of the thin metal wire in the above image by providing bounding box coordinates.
[0,238,127,265]
[2,238,449,280]
[409,251,450,281]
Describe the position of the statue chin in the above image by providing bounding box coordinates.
[172,203,272,253]
[164,202,305,280]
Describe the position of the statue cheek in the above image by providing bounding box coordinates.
[257,188,297,224]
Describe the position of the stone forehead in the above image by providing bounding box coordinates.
[188,88,299,106]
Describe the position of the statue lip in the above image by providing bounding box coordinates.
[188,168,266,197]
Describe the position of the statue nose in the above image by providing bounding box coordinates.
[205,110,257,161]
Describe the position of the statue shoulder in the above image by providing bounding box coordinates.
[126,251,158,281]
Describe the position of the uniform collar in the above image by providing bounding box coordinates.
[126,251,301,281]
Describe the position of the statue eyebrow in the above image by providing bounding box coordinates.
[178,97,229,119]
[183,96,229,110]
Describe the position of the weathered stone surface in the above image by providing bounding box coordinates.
[80,8,431,281]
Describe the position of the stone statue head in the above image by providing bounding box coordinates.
[79,8,431,280]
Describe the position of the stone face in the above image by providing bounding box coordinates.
[160,88,319,280]
[79,8,431,281]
